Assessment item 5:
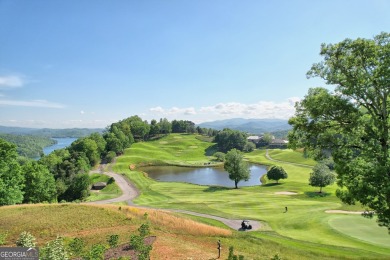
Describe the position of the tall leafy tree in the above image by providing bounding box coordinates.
[159,118,172,134]
[224,149,250,189]
[149,119,160,137]
[266,166,288,184]
[22,161,57,203]
[214,129,247,152]
[0,138,24,205]
[309,163,336,193]
[288,32,390,230]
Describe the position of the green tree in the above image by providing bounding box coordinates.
[288,32,390,230]
[309,163,336,193]
[22,161,57,203]
[62,174,90,201]
[213,152,225,162]
[0,138,24,205]
[267,166,288,184]
[243,142,256,152]
[224,149,250,188]
[158,118,172,134]
[214,129,247,152]
[70,138,100,166]
[149,119,160,137]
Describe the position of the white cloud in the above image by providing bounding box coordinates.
[199,98,300,119]
[80,110,85,114]
[0,99,65,108]
[149,106,196,115]
[0,75,24,88]
[148,98,300,122]
[150,106,165,113]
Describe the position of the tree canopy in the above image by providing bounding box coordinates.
[288,32,390,230]
[309,163,336,193]
[224,149,250,188]
[266,166,288,184]
[214,129,247,153]
[0,138,24,205]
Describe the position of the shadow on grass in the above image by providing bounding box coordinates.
[203,186,232,192]
[263,183,282,187]
[205,144,219,156]
[304,191,331,198]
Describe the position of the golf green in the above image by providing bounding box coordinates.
[328,215,390,247]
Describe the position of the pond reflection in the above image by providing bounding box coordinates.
[140,164,267,187]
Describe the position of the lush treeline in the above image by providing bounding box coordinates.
[0,115,221,205]
[0,115,255,205]
[0,133,56,158]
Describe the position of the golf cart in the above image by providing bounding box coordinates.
[241,220,252,230]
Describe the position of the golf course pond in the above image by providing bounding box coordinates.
[140,164,267,187]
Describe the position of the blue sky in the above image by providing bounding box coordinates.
[0,0,389,128]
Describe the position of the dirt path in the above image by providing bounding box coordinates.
[88,170,261,231]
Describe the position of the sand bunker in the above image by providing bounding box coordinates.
[274,191,298,195]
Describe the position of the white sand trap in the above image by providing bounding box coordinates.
[325,210,364,215]
[274,191,298,195]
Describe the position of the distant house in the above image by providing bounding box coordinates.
[92,182,107,190]
[247,136,261,143]
[269,139,288,149]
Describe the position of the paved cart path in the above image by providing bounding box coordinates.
[87,170,261,231]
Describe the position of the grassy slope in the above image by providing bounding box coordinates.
[113,134,390,259]
[0,204,233,259]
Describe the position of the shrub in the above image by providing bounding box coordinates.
[0,232,7,245]
[68,237,85,257]
[16,231,36,247]
[84,243,106,260]
[130,223,152,260]
[213,152,226,162]
[138,223,150,237]
[40,236,69,260]
[107,234,119,248]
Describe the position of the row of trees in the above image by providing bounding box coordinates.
[0,116,221,205]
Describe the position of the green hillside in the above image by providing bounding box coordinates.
[113,133,390,259]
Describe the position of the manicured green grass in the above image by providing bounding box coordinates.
[267,149,317,166]
[112,134,390,259]
[328,215,390,248]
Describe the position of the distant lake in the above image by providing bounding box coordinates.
[43,137,77,155]
[141,164,267,187]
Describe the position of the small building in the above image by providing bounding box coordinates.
[269,139,288,149]
[92,182,107,190]
[247,136,262,144]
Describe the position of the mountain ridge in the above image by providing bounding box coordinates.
[197,118,291,134]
